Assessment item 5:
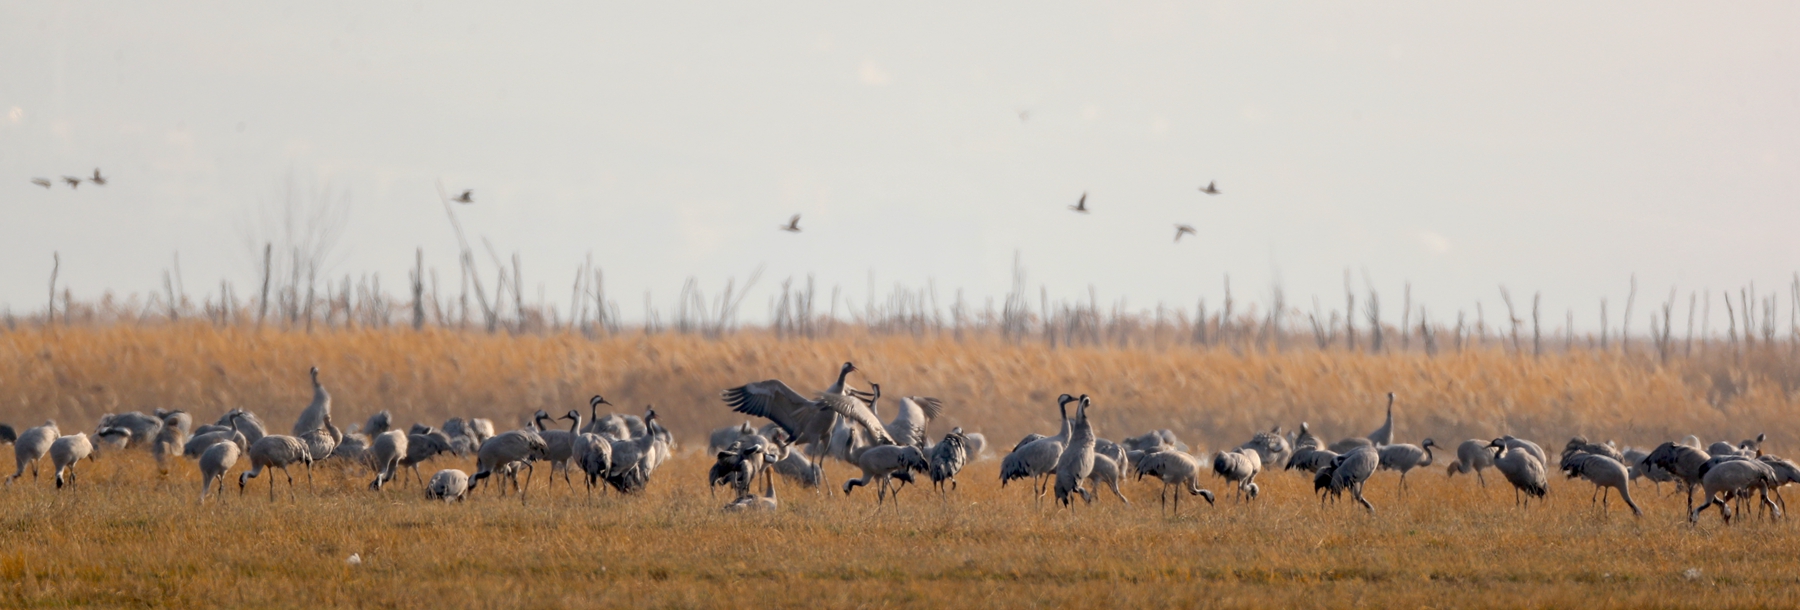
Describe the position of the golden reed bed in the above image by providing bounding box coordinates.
[1,325,1798,607]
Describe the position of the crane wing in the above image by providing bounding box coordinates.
[818,393,894,445]
[902,396,944,421]
[721,380,826,441]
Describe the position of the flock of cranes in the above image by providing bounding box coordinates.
[1,359,1794,527]
[1,367,672,506]
[29,168,106,190]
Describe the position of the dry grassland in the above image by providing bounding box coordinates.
[1,325,1799,608]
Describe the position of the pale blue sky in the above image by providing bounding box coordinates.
[3,3,1797,332]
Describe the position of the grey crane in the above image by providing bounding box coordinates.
[963,432,988,460]
[710,422,755,453]
[1446,439,1494,486]
[1621,446,1673,492]
[533,408,584,491]
[1367,392,1397,446]
[729,441,770,499]
[1085,453,1131,504]
[1054,396,1098,508]
[151,409,191,472]
[588,414,632,441]
[198,441,241,504]
[1755,456,1800,516]
[1286,446,1339,474]
[573,429,614,497]
[1212,448,1263,502]
[1285,423,1337,472]
[332,428,370,463]
[1121,429,1186,453]
[999,394,1076,500]
[441,417,492,456]
[238,434,315,501]
[929,428,969,493]
[50,433,95,489]
[1488,439,1548,507]
[885,394,946,449]
[1740,433,1768,456]
[1377,438,1437,495]
[7,420,60,485]
[769,443,821,488]
[1327,445,1381,513]
[470,429,549,502]
[292,366,331,437]
[217,409,267,445]
[842,445,928,505]
[1689,458,1781,525]
[723,362,891,449]
[95,411,162,451]
[297,414,343,464]
[1644,441,1713,512]
[362,411,393,438]
[1326,394,1397,453]
[725,456,781,512]
[367,430,408,491]
[1564,436,1624,461]
[1499,436,1547,464]
[1292,422,1321,450]
[708,440,750,498]
[1132,449,1215,513]
[1560,452,1641,516]
[577,395,615,436]
[398,428,455,488]
[185,413,249,459]
[1238,426,1292,469]
[426,469,471,502]
[604,406,669,494]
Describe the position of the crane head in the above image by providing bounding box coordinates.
[589,395,611,408]
[1056,394,1077,407]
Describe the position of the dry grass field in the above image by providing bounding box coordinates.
[3,325,1800,607]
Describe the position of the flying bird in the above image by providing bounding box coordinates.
[451,190,474,204]
[30,178,51,189]
[1069,192,1089,214]
[1199,181,1221,195]
[62,176,82,189]
[781,214,801,232]
[90,169,106,186]
[1174,224,1196,243]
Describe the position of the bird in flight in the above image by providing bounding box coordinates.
[1199,181,1221,195]
[62,176,82,189]
[30,178,51,189]
[1174,224,1197,243]
[451,189,474,204]
[780,214,802,232]
[90,168,106,186]
[1069,192,1089,214]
